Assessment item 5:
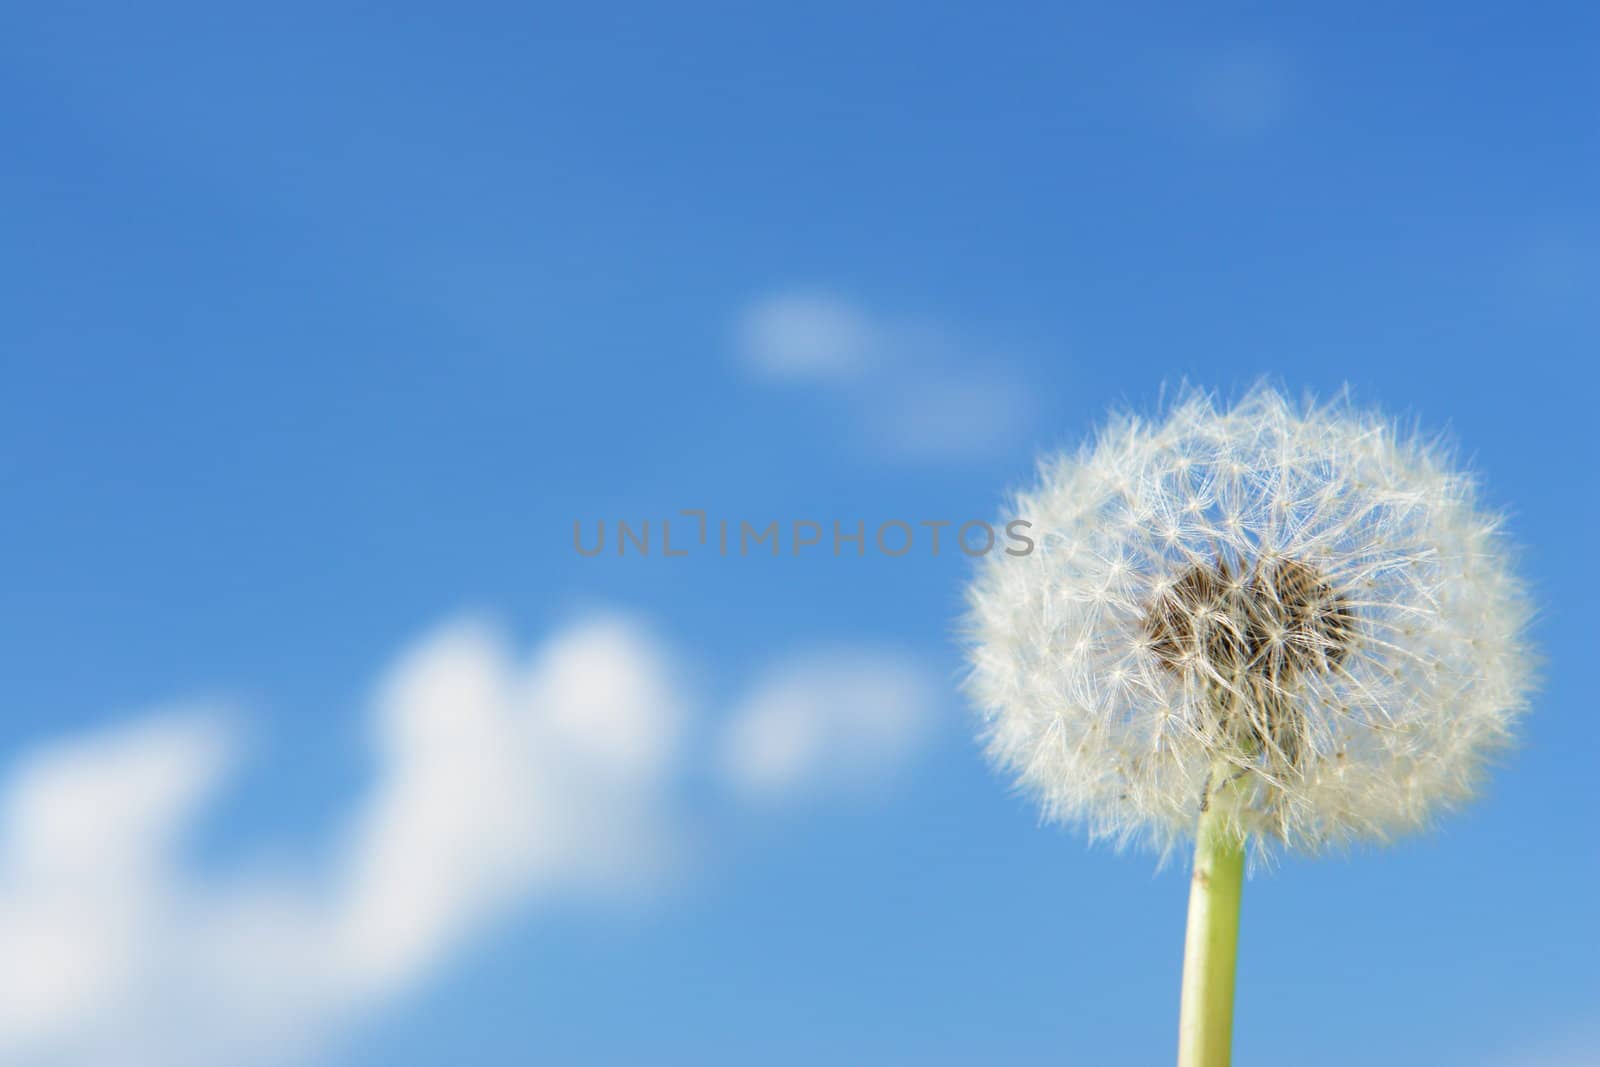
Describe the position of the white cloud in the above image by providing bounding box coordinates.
[731,289,1036,461]
[328,616,685,996]
[0,614,943,1066]
[718,650,941,801]
[735,291,884,383]
[0,712,236,1056]
[0,613,689,1067]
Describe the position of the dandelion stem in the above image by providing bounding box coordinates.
[1177,801,1245,1067]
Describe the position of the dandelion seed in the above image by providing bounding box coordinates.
[963,385,1536,1065]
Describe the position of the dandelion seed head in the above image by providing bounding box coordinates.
[964,386,1536,857]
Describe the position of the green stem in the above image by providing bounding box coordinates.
[1177,801,1245,1067]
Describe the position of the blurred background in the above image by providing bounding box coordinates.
[2,3,1597,1065]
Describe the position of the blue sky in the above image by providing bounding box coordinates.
[2,3,1597,1065]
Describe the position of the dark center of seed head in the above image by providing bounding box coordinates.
[1144,557,1356,683]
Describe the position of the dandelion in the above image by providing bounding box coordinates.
[964,386,1535,1066]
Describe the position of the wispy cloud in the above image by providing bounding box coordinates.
[1480,1020,1600,1067]
[0,614,940,1066]
[732,289,1037,461]
[1186,44,1293,138]
[717,649,941,802]
[734,291,886,384]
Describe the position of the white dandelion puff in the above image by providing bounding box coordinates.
[965,385,1536,858]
